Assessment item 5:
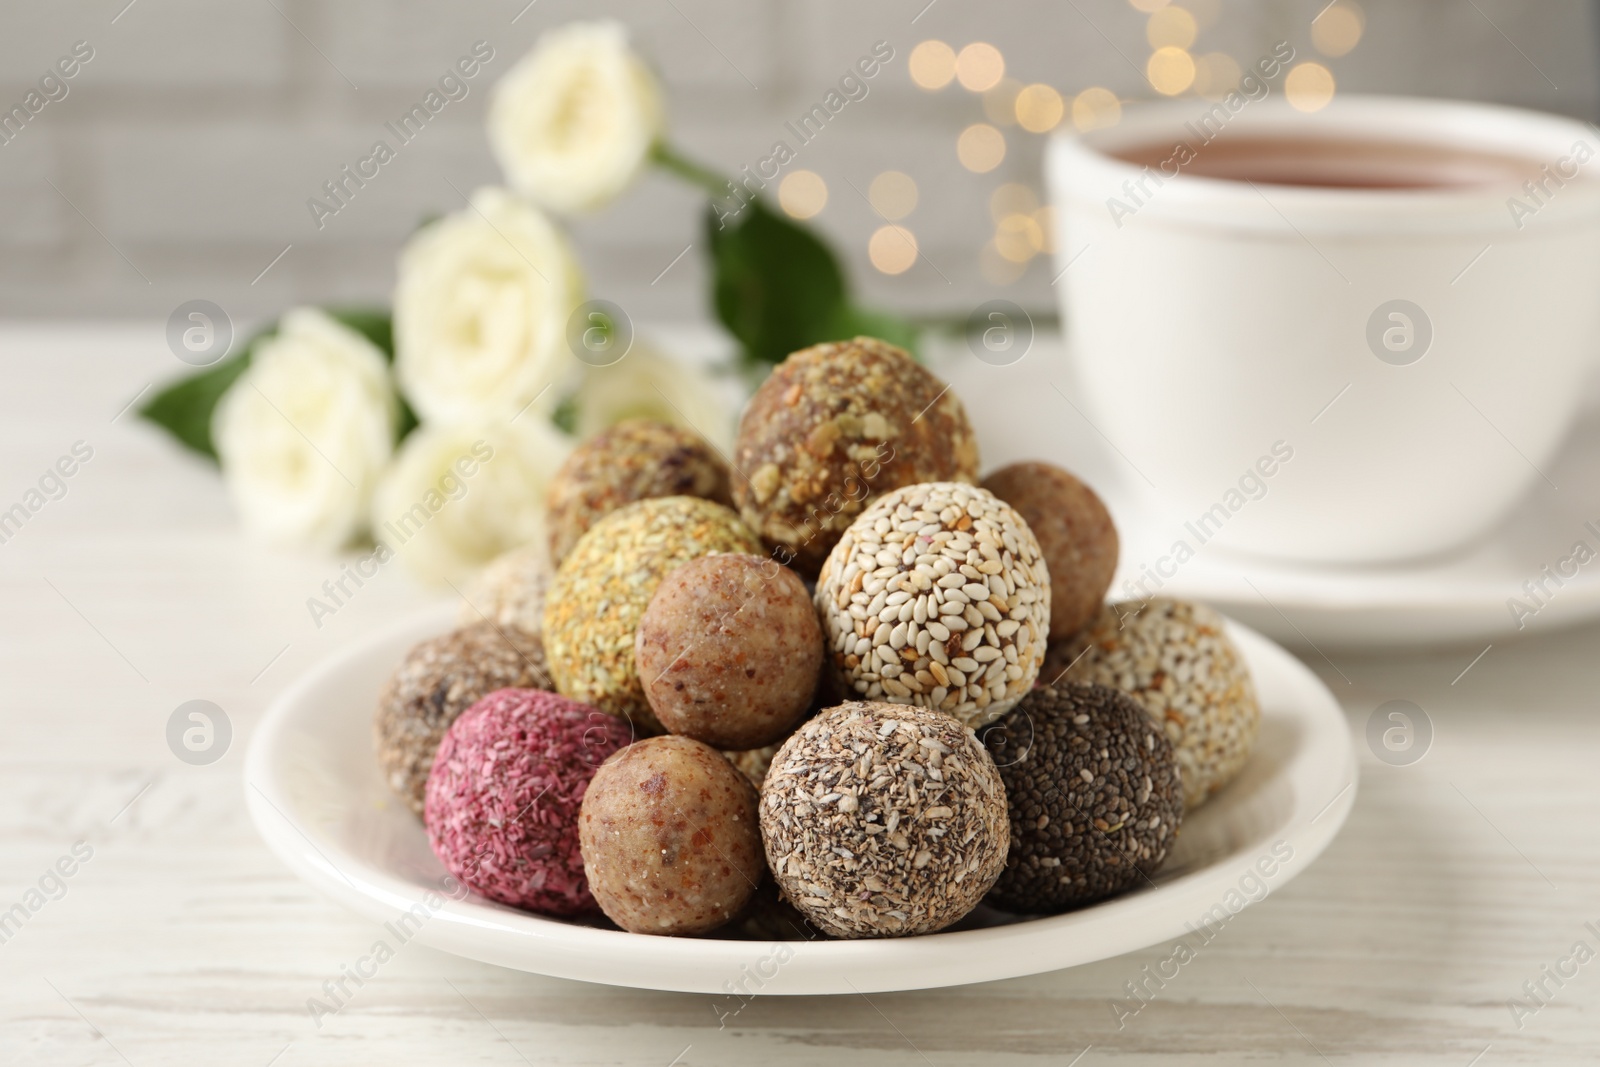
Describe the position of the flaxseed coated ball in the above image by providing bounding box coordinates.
[424,689,632,916]
[546,419,734,565]
[578,735,765,935]
[982,462,1119,640]
[733,337,981,577]
[456,542,549,634]
[760,701,1009,938]
[543,496,762,735]
[815,482,1050,730]
[375,621,552,816]
[636,554,822,750]
[979,684,1182,914]
[1050,598,1260,809]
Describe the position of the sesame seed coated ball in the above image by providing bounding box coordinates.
[981,462,1119,640]
[815,482,1050,730]
[979,684,1183,914]
[456,542,550,634]
[546,419,734,565]
[579,735,765,936]
[374,621,552,816]
[759,701,1009,938]
[542,496,762,735]
[733,337,981,577]
[1048,599,1260,809]
[424,688,633,916]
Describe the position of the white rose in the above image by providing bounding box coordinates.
[488,20,664,214]
[394,186,584,425]
[213,308,396,551]
[573,341,741,454]
[371,418,572,585]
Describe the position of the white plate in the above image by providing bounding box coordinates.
[245,604,1355,995]
[932,335,1600,650]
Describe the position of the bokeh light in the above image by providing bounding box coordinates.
[1014,84,1065,133]
[983,79,1022,125]
[1146,6,1198,49]
[1193,52,1241,99]
[1312,2,1365,58]
[1146,47,1196,95]
[1185,0,1221,30]
[955,42,1005,92]
[1072,87,1122,131]
[1285,62,1336,112]
[869,171,919,221]
[989,183,1038,223]
[957,123,1006,173]
[869,224,919,275]
[1033,206,1057,255]
[777,170,827,219]
[1128,0,1169,12]
[909,40,957,90]
[995,214,1044,263]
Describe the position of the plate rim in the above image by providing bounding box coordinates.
[244,603,1358,995]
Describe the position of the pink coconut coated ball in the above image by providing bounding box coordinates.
[424,688,634,916]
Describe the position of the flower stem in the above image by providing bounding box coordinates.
[651,141,732,199]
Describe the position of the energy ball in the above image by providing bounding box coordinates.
[457,542,549,633]
[544,496,762,735]
[981,462,1118,640]
[1050,598,1260,809]
[979,684,1183,914]
[815,482,1050,730]
[579,735,765,935]
[760,702,1009,938]
[636,554,822,750]
[375,621,552,816]
[733,337,981,577]
[424,689,632,916]
[546,419,734,565]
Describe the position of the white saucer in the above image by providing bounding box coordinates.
[244,604,1355,995]
[934,336,1600,650]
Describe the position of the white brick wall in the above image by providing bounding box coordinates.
[0,0,1595,322]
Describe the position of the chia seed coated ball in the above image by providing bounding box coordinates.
[981,462,1119,641]
[424,688,633,916]
[636,554,823,750]
[375,621,552,816]
[543,496,762,735]
[815,482,1050,730]
[456,542,549,634]
[733,337,981,577]
[979,684,1183,914]
[1049,599,1260,809]
[546,419,734,565]
[578,735,765,935]
[759,701,1009,938]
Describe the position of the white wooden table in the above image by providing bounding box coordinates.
[5,322,1600,1065]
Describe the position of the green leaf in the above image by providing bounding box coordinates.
[326,307,394,358]
[705,196,920,367]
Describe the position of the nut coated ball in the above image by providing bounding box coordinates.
[636,554,822,750]
[546,419,734,565]
[579,735,765,936]
[733,337,980,577]
[981,462,1118,640]
[456,542,549,634]
[1049,599,1260,809]
[815,482,1050,730]
[980,684,1182,914]
[760,701,1009,938]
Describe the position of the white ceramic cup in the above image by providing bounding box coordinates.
[1047,95,1600,564]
